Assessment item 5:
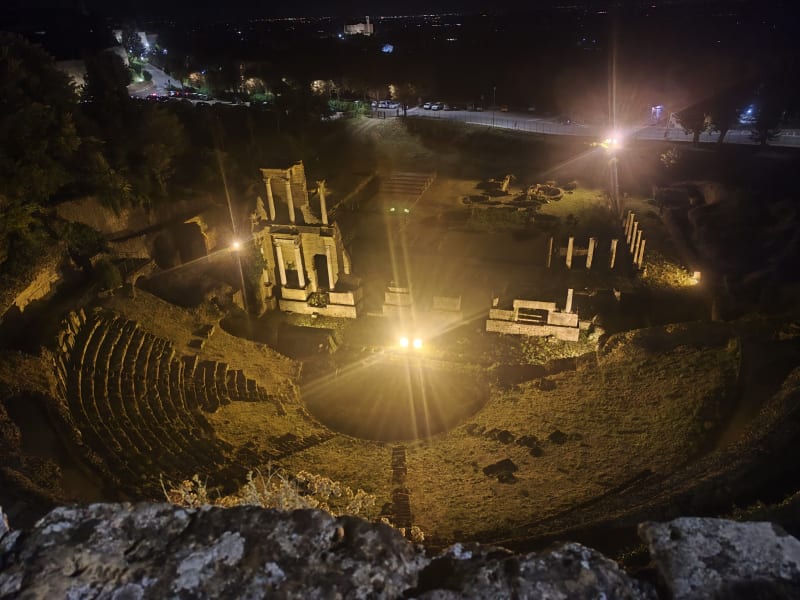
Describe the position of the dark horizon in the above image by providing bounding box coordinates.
[0,0,771,21]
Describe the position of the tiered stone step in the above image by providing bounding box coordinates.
[390,445,412,529]
[56,311,250,496]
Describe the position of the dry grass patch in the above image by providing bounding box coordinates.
[405,325,740,541]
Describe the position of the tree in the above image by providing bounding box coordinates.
[82,51,131,106]
[391,83,417,117]
[675,105,711,145]
[121,28,145,60]
[0,33,81,267]
[708,83,751,145]
[750,82,786,146]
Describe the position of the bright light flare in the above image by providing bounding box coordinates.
[398,336,423,350]
[602,133,622,150]
[231,240,242,251]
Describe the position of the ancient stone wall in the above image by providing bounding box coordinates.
[1,504,798,599]
[486,319,581,341]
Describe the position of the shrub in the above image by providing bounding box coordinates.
[93,257,122,290]
[164,468,377,519]
[142,70,152,82]
[562,180,578,191]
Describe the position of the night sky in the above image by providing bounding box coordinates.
[1,0,730,19]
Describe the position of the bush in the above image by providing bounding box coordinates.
[93,258,122,290]
[142,70,152,82]
[58,222,107,258]
[562,180,578,191]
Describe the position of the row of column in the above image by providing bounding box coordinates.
[263,176,330,225]
[273,243,306,288]
[547,236,620,270]
[623,211,647,269]
[272,240,336,292]
[263,176,295,224]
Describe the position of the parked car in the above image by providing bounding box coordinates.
[431,102,443,111]
[423,102,432,110]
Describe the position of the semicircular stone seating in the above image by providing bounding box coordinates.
[53,309,276,497]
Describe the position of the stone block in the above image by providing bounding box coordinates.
[639,518,800,600]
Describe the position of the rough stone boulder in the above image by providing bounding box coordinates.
[0,503,425,599]
[2,504,799,599]
[0,503,655,599]
[640,517,800,600]
[413,542,654,599]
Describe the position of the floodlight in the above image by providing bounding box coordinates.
[231,240,242,251]
[412,338,423,349]
[399,337,410,348]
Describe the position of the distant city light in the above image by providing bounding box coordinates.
[382,44,394,53]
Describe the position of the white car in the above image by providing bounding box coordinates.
[423,102,432,110]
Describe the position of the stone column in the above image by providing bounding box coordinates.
[633,230,642,262]
[609,239,618,269]
[294,244,305,288]
[636,238,646,268]
[586,237,597,269]
[623,209,631,231]
[318,180,329,225]
[629,221,638,253]
[565,288,574,313]
[546,237,554,268]
[566,236,574,269]
[343,250,352,275]
[627,216,636,244]
[325,245,335,290]
[275,244,287,286]
[625,211,634,239]
[265,178,276,221]
[285,179,295,224]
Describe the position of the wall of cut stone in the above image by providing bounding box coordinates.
[1,503,798,599]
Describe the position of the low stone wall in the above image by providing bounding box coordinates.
[279,299,358,319]
[1,504,798,599]
[329,290,359,306]
[486,319,581,341]
[547,311,579,327]
[281,287,310,301]
[385,291,413,306]
[512,299,557,311]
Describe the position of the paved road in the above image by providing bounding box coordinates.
[128,63,174,98]
[406,106,800,148]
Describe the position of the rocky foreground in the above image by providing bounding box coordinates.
[1,503,799,599]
